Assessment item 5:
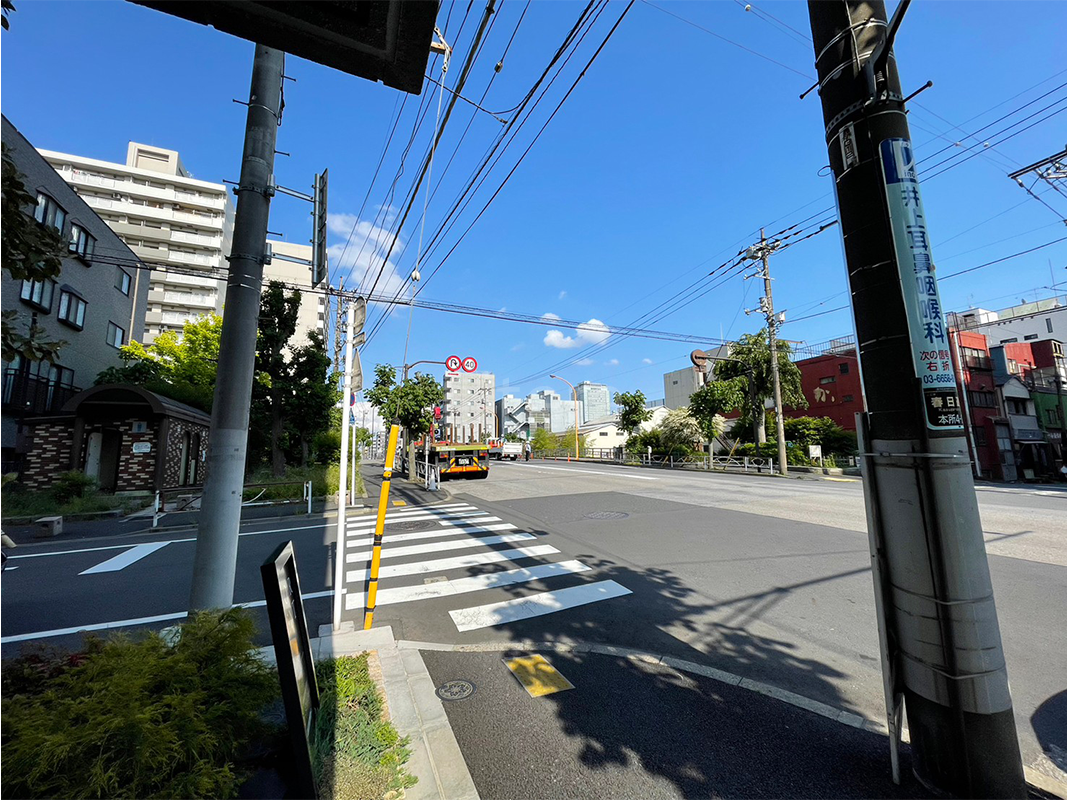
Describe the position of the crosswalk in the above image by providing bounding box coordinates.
[342,502,630,632]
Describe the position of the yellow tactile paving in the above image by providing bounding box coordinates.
[504,654,575,697]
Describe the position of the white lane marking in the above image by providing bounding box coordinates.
[345,560,591,610]
[518,463,659,481]
[449,580,632,631]
[348,504,478,524]
[5,566,18,571]
[346,532,536,564]
[0,589,336,645]
[79,542,170,575]
[345,544,559,583]
[347,523,516,548]
[347,510,491,529]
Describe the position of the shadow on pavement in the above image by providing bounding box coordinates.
[1031,691,1067,772]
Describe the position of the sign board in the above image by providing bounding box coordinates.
[690,349,708,369]
[445,355,462,372]
[461,356,478,373]
[131,442,152,454]
[807,444,823,461]
[879,138,963,431]
[261,541,319,799]
[434,406,442,420]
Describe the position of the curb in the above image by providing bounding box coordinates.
[313,625,479,800]
[394,638,1066,799]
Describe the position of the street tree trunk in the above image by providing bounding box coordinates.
[270,384,285,477]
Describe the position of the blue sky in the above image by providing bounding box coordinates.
[3,1,1065,405]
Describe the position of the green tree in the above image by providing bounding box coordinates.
[96,315,223,412]
[689,379,745,443]
[781,416,857,455]
[254,282,301,476]
[613,390,653,439]
[364,364,443,437]
[659,407,704,452]
[555,428,590,456]
[530,427,557,454]
[287,331,340,467]
[712,333,807,443]
[2,143,69,364]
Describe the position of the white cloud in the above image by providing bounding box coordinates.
[498,306,507,313]
[510,343,525,352]
[541,312,562,321]
[606,358,620,366]
[576,358,595,366]
[543,316,612,349]
[642,358,653,364]
[558,290,567,300]
[326,209,405,295]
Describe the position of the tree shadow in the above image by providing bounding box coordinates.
[1031,691,1067,772]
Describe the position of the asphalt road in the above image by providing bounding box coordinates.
[1,459,1064,791]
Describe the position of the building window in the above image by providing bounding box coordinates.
[34,192,67,233]
[69,224,96,261]
[968,390,996,408]
[839,363,850,374]
[20,278,55,312]
[116,269,132,295]
[106,321,126,348]
[599,431,609,437]
[1047,318,1054,333]
[1046,408,1060,425]
[58,290,87,329]
[1000,338,1018,344]
[843,394,854,402]
[820,376,836,385]
[973,428,987,446]
[1007,398,1028,415]
[1024,334,1038,341]
[997,436,1012,452]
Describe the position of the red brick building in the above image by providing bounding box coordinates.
[948,330,1003,479]
[790,350,864,430]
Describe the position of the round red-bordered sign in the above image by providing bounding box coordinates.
[445,355,462,372]
[461,356,478,373]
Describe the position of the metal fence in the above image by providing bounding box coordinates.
[534,449,776,474]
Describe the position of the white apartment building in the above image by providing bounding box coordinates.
[40,143,235,344]
[265,239,327,348]
[948,297,1066,347]
[442,371,496,442]
[575,381,610,423]
[497,390,583,439]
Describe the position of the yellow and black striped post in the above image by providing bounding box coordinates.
[364,423,400,630]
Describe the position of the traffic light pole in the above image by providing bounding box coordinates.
[807,3,1024,796]
[189,44,283,611]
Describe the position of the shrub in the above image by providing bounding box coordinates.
[311,655,415,800]
[1,609,278,799]
[51,471,98,502]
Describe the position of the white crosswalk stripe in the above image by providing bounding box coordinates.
[343,501,630,629]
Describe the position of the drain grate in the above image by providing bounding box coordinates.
[584,511,629,520]
[436,680,476,701]
[391,519,437,532]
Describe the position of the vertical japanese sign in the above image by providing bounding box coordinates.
[879,138,963,431]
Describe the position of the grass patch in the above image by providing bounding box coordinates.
[1,609,280,799]
[243,462,366,502]
[1,472,149,520]
[311,655,416,800]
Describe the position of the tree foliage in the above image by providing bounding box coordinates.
[2,143,70,364]
[251,282,301,476]
[613,390,652,437]
[530,428,557,453]
[659,407,705,451]
[712,332,807,443]
[689,379,745,441]
[96,315,223,412]
[364,364,443,437]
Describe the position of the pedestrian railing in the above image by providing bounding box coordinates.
[150,479,313,528]
[533,450,775,474]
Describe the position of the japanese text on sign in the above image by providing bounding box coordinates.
[880,138,962,430]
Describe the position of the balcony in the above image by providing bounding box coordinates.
[2,370,81,416]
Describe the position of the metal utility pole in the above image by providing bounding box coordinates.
[332,279,345,374]
[745,230,788,476]
[332,301,355,631]
[808,3,1024,796]
[189,45,283,611]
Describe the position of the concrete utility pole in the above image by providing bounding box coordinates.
[746,230,789,476]
[189,45,283,611]
[332,301,355,631]
[807,3,1024,796]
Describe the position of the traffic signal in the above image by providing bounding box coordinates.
[312,169,328,287]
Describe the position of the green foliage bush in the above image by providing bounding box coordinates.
[1,609,278,799]
[311,655,416,800]
[51,471,97,502]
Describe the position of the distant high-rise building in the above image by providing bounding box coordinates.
[442,371,495,441]
[497,390,582,439]
[575,381,610,423]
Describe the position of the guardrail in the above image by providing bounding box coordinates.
[150,480,313,528]
[533,450,776,474]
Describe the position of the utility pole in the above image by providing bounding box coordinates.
[189,45,283,611]
[744,230,788,476]
[332,278,345,374]
[807,3,1024,797]
[332,301,354,631]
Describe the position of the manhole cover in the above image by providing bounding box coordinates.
[391,519,436,531]
[436,680,475,701]
[584,511,629,520]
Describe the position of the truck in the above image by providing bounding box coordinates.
[408,441,490,481]
[486,438,522,460]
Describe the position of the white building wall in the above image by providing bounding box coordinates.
[39,144,235,344]
[576,381,610,423]
[952,300,1067,347]
[442,371,495,441]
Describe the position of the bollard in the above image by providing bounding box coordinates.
[152,490,161,529]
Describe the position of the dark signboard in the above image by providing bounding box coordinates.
[261,541,319,799]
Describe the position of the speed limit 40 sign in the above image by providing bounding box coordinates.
[446,355,478,373]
